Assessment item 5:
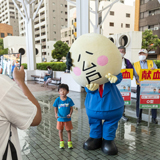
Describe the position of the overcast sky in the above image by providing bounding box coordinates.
[125,0,135,6]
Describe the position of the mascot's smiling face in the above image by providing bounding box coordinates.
[69,33,122,87]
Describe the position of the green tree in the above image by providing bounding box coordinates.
[142,30,160,52]
[51,41,70,61]
[0,39,8,56]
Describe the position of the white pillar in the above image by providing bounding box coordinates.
[76,0,90,37]
[12,0,44,71]
[94,0,100,34]
[25,3,36,70]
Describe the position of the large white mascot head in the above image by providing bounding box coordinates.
[69,33,122,87]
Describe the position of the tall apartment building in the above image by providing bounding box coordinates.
[0,0,19,36]
[61,8,76,47]
[19,0,68,59]
[135,0,160,59]
[61,0,134,46]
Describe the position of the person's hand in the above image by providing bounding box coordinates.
[67,114,71,118]
[86,83,99,91]
[150,67,155,70]
[55,114,59,119]
[105,73,118,83]
[13,66,25,85]
[0,68,2,74]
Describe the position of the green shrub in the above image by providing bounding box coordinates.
[22,62,66,71]
[21,63,27,69]
[154,60,160,69]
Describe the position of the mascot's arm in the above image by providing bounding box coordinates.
[85,83,99,93]
[105,73,122,85]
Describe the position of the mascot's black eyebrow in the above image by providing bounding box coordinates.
[78,54,81,62]
[86,51,93,55]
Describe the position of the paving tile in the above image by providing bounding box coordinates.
[19,85,160,160]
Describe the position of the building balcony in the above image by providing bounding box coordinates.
[40,14,45,20]
[41,28,45,33]
[140,14,160,27]
[35,30,40,35]
[35,17,39,22]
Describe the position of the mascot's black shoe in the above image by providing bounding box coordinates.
[101,139,118,155]
[83,137,102,150]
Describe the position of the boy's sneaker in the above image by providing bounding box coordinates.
[68,141,73,149]
[59,141,65,149]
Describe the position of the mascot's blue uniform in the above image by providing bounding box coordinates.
[85,73,124,140]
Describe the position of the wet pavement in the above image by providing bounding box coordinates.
[20,82,160,160]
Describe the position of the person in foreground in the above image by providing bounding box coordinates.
[0,66,42,160]
[53,84,74,149]
[134,49,158,125]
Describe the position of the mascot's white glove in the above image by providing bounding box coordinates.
[105,73,118,83]
[86,83,99,91]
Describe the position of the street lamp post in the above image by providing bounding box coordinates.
[12,0,44,70]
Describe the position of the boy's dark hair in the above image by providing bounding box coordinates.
[118,46,126,52]
[58,84,69,92]
[47,66,51,69]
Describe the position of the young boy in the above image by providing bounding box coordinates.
[53,84,74,149]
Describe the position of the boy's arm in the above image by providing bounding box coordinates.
[54,107,58,119]
[67,106,73,118]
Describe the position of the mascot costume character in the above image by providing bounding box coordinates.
[66,33,124,155]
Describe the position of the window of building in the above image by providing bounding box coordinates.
[53,2,55,5]
[53,10,55,12]
[7,33,12,36]
[121,23,123,28]
[65,12,67,15]
[110,11,114,16]
[72,20,73,25]
[10,16,15,19]
[126,24,130,28]
[61,11,63,13]
[61,18,63,20]
[126,13,130,17]
[140,12,144,19]
[109,33,114,35]
[61,4,63,7]
[53,17,55,19]
[148,25,154,30]
[65,31,67,37]
[53,24,56,27]
[65,18,67,22]
[65,5,67,8]
[54,31,56,34]
[149,10,155,16]
[1,33,5,37]
[140,0,145,5]
[48,53,49,55]
[109,22,114,27]
[54,38,56,41]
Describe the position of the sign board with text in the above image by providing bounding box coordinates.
[139,69,160,109]
[117,69,133,105]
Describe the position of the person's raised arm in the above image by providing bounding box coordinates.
[13,66,42,126]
